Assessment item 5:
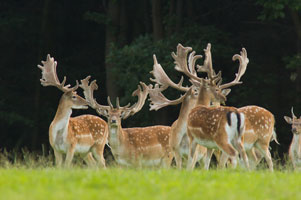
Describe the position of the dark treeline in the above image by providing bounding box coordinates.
[0,0,300,159]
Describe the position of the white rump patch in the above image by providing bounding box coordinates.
[225,112,238,144]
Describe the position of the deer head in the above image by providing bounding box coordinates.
[284,107,301,135]
[38,54,88,110]
[80,77,150,127]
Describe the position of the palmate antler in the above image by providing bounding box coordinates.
[150,55,189,92]
[80,77,150,119]
[38,54,78,92]
[79,76,110,116]
[219,48,249,90]
[149,84,189,111]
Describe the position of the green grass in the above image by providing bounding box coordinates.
[0,168,300,200]
[0,150,298,200]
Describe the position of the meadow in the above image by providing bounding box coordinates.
[0,150,299,200]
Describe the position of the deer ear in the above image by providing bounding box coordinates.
[284,116,292,124]
[222,89,231,97]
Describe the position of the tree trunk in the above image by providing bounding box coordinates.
[105,0,120,99]
[151,0,164,40]
[32,0,51,149]
[119,0,128,46]
[289,9,301,105]
[176,0,184,32]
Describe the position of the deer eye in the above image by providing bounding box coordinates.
[72,95,77,100]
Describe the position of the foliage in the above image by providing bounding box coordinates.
[256,0,301,20]
[106,24,233,126]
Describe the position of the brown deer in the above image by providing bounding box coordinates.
[149,43,249,169]
[284,107,301,169]
[38,54,108,168]
[80,78,172,167]
[203,46,278,171]
[149,54,208,169]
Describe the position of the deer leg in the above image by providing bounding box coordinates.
[235,141,249,170]
[162,152,173,169]
[83,152,97,167]
[216,142,237,169]
[91,145,106,168]
[187,139,198,170]
[246,149,257,169]
[53,149,63,167]
[218,152,230,169]
[204,149,214,170]
[64,144,76,168]
[255,143,273,171]
[170,132,183,169]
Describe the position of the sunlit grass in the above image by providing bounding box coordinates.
[0,150,299,200]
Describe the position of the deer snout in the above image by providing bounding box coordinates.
[111,119,117,123]
[292,127,297,134]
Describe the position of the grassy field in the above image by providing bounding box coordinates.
[0,167,300,200]
[0,150,299,200]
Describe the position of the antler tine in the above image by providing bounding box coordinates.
[149,84,188,111]
[150,54,189,92]
[219,48,249,90]
[188,51,202,76]
[173,43,203,83]
[79,76,110,112]
[197,43,221,85]
[116,97,120,109]
[291,107,297,119]
[127,82,150,115]
[38,54,76,92]
[107,96,114,109]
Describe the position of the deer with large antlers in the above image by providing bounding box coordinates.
[168,44,250,170]
[203,44,278,171]
[80,78,172,167]
[149,43,249,169]
[284,107,301,169]
[38,54,108,168]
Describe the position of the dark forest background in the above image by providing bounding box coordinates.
[0,0,300,159]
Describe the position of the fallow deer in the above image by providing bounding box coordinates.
[149,54,207,169]
[38,54,108,167]
[284,107,301,169]
[149,43,249,169]
[202,46,278,171]
[80,78,172,167]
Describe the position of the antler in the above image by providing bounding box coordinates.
[127,82,150,115]
[79,76,110,115]
[291,107,297,119]
[197,43,222,85]
[150,55,189,92]
[149,84,188,111]
[173,44,203,83]
[38,54,78,92]
[219,48,249,89]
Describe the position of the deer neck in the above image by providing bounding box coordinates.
[292,134,301,157]
[177,94,197,125]
[196,87,211,106]
[108,123,124,150]
[49,101,72,147]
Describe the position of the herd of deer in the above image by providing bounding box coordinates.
[37,43,301,171]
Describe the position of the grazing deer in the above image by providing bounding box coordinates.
[38,54,108,167]
[149,43,249,170]
[80,78,172,167]
[284,107,301,169]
